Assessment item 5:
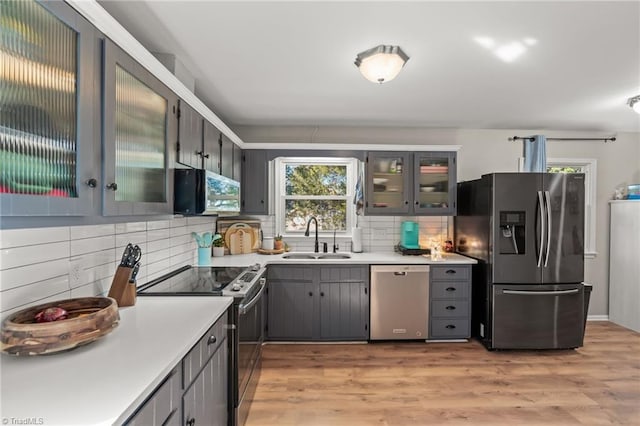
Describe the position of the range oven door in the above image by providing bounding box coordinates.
[236,277,265,425]
[492,283,584,349]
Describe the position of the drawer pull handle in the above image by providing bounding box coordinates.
[445,270,456,274]
[446,306,456,310]
[445,324,456,329]
[207,335,217,345]
[446,287,456,292]
[309,291,313,297]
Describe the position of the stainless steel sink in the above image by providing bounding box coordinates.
[281,252,352,260]
[316,253,352,259]
[281,253,318,259]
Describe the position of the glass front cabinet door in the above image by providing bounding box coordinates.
[413,152,457,215]
[0,0,99,216]
[102,39,177,216]
[365,152,411,215]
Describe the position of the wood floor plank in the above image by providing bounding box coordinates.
[247,322,640,425]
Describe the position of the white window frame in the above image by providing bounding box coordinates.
[274,157,357,239]
[518,157,597,258]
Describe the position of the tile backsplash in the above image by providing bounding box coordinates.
[0,216,216,317]
[0,214,448,317]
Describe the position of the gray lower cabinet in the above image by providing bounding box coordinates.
[126,367,181,426]
[125,312,228,426]
[183,342,228,426]
[267,266,315,339]
[267,265,369,341]
[429,265,471,339]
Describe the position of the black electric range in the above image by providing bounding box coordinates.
[137,264,263,299]
[137,264,266,426]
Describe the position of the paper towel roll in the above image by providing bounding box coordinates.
[351,227,363,253]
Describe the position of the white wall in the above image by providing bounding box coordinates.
[235,125,640,317]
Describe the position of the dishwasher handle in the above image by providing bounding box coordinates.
[371,265,430,274]
[393,271,407,276]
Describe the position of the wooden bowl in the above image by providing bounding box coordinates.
[1,297,120,356]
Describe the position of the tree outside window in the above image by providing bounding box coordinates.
[276,158,356,236]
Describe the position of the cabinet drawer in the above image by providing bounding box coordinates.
[183,311,228,387]
[431,266,470,281]
[431,299,470,318]
[430,281,470,299]
[430,318,470,338]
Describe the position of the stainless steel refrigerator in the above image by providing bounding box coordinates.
[455,173,586,350]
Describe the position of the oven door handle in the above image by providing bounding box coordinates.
[238,278,266,315]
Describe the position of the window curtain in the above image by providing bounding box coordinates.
[522,135,547,172]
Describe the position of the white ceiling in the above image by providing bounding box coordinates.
[98,1,640,133]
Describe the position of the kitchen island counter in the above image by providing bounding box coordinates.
[0,296,233,426]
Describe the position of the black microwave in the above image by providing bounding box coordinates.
[174,169,241,215]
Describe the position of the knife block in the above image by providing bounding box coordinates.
[107,266,136,307]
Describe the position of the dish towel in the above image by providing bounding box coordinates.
[523,134,547,172]
[353,161,364,215]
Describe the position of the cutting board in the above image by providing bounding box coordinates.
[223,222,260,254]
[229,229,253,255]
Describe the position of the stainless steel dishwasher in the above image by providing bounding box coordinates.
[370,265,430,340]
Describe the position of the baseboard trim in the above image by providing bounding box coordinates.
[587,315,609,321]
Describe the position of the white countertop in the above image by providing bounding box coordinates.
[208,251,477,268]
[0,296,233,426]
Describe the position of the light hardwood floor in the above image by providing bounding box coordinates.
[246,322,640,425]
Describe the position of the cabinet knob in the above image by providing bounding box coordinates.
[106,182,118,191]
[207,335,217,345]
[85,178,97,188]
[260,200,264,204]
[404,200,409,205]
[320,292,325,297]
[308,292,313,297]
[415,201,419,205]
[196,150,210,159]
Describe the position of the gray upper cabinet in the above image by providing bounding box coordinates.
[413,152,457,215]
[202,120,221,173]
[0,0,100,216]
[177,100,203,169]
[366,151,457,216]
[266,265,369,341]
[365,152,412,215]
[220,134,234,178]
[102,39,177,216]
[241,150,269,215]
[232,143,242,182]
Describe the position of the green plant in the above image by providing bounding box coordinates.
[213,233,225,247]
[274,234,283,241]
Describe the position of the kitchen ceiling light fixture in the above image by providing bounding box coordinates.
[354,45,409,84]
[628,95,640,114]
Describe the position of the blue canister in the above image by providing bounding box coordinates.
[198,247,211,266]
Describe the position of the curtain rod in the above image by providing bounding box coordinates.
[509,136,616,143]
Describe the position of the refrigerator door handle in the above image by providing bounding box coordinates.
[544,190,552,267]
[502,289,579,296]
[537,191,545,267]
